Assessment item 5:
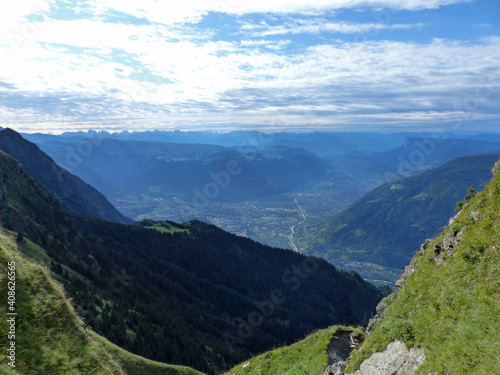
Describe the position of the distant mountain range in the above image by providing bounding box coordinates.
[30,137,333,219]
[18,127,500,269]
[326,137,500,186]
[24,130,423,156]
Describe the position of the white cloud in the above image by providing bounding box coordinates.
[244,20,427,37]
[0,0,497,133]
[1,29,498,132]
[240,39,292,50]
[0,0,54,37]
[86,0,472,25]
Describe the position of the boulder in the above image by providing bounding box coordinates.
[351,340,425,375]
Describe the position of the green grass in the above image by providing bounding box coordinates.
[0,227,204,375]
[223,326,363,375]
[390,184,405,190]
[0,228,124,374]
[18,238,88,284]
[366,198,383,204]
[146,223,189,234]
[346,163,500,374]
[410,192,429,201]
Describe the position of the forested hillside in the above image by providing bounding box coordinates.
[0,225,204,375]
[311,153,500,273]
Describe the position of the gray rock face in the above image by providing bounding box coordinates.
[442,230,463,256]
[366,293,397,335]
[350,340,425,375]
[433,229,463,265]
[469,210,480,223]
[395,264,415,288]
[324,361,347,375]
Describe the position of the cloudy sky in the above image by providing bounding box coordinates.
[0,0,499,133]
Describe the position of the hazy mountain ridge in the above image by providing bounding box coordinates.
[368,137,500,178]
[24,130,428,156]
[28,132,500,253]
[0,128,132,224]
[308,153,500,275]
[34,138,331,198]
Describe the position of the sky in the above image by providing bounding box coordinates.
[0,0,499,134]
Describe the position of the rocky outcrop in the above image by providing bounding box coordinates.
[323,362,346,375]
[366,292,397,335]
[326,340,425,375]
[492,160,500,176]
[433,228,463,265]
[395,264,415,288]
[350,340,425,375]
[395,238,431,288]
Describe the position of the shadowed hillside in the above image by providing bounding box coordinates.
[0,128,132,224]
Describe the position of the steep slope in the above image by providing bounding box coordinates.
[344,159,500,374]
[311,153,500,274]
[0,150,382,374]
[0,128,131,224]
[67,218,381,373]
[0,149,69,247]
[0,226,203,375]
[224,326,364,375]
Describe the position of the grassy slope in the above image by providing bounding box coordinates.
[346,161,500,374]
[0,227,204,375]
[223,326,363,375]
